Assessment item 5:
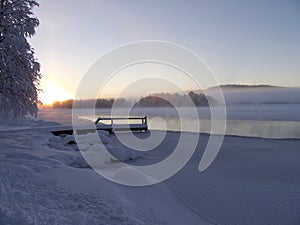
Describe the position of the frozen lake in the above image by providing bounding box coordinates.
[38,104,300,139]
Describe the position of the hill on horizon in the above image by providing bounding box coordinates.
[205,85,300,105]
[208,84,283,90]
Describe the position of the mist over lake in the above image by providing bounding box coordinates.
[38,103,300,139]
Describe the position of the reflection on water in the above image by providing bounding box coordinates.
[38,105,300,139]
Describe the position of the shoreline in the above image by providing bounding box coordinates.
[151,129,300,141]
[1,121,300,141]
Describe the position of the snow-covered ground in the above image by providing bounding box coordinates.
[0,120,208,225]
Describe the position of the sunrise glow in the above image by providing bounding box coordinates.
[39,83,73,105]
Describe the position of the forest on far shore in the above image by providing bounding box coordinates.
[43,91,218,109]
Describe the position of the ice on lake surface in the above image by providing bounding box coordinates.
[39,104,300,139]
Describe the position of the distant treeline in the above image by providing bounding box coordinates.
[47,91,218,109]
[50,98,133,109]
[136,92,218,107]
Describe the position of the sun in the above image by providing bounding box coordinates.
[39,83,73,105]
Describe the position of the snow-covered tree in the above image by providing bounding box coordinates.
[0,0,41,120]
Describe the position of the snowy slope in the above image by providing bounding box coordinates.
[1,118,300,225]
[0,120,208,225]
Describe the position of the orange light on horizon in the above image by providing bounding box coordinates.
[39,82,74,105]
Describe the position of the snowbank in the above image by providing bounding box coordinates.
[2,119,299,225]
[0,121,207,225]
[0,122,143,225]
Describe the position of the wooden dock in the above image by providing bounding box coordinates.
[95,116,148,134]
[51,116,148,136]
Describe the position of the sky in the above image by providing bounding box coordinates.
[29,0,300,104]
